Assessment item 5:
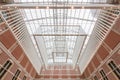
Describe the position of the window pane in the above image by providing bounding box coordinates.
[23,76,27,80]
[108,61,120,79]
[100,70,108,80]
[12,69,21,80]
[0,60,12,79]
[94,76,98,80]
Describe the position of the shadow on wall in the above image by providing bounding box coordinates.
[107,0,120,4]
[1,0,14,3]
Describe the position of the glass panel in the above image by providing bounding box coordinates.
[94,76,98,80]
[23,76,27,80]
[108,61,120,79]
[12,69,21,80]
[99,70,108,80]
[0,60,12,79]
[14,0,107,64]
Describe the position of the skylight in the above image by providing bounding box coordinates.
[14,0,107,67]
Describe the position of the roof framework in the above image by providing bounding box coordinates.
[10,0,108,68]
[2,3,119,9]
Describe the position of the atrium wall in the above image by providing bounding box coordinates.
[0,17,37,80]
[81,16,120,80]
[0,1,120,80]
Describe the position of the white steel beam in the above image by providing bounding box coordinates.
[28,25,81,27]
[0,3,120,9]
[25,16,95,22]
[33,34,87,36]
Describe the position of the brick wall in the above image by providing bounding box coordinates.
[81,16,120,80]
[0,23,37,80]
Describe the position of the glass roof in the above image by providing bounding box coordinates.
[14,0,107,65]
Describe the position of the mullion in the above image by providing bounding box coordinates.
[45,6,52,56]
[68,2,73,58]
[71,0,78,59]
[3,61,11,68]
[88,9,98,35]
[94,76,98,80]
[100,70,108,80]
[5,62,12,69]
[0,68,7,79]
[30,9,37,32]
[24,10,34,34]
[39,7,51,63]
[12,69,21,80]
[23,76,26,80]
[0,60,12,79]
[108,61,120,79]
[84,9,92,33]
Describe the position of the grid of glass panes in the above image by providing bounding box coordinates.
[14,0,107,64]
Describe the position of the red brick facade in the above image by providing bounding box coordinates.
[0,10,120,80]
[81,17,120,80]
[0,24,37,80]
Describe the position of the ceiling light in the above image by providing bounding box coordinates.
[15,6,17,9]
[36,6,39,9]
[110,7,113,9]
[46,6,49,9]
[103,7,106,9]
[82,6,84,9]
[71,6,74,9]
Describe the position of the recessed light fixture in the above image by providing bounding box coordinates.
[15,6,17,9]
[46,6,49,9]
[36,6,39,9]
[110,7,113,9]
[103,7,106,9]
[71,6,74,9]
[82,6,84,9]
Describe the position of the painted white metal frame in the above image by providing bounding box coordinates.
[0,3,120,9]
